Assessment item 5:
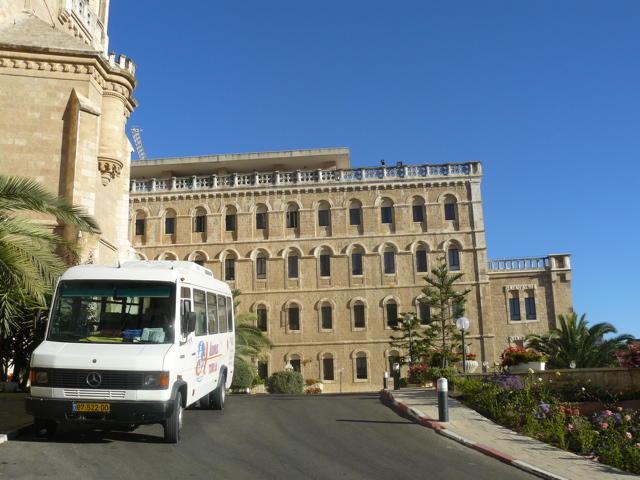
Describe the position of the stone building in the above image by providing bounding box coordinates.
[129,149,573,392]
[0,1,137,263]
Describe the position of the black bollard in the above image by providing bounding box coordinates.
[437,378,449,422]
[383,371,389,390]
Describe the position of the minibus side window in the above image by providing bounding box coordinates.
[226,297,234,332]
[194,289,207,336]
[218,295,228,333]
[207,292,218,334]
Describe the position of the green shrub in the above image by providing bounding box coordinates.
[252,375,265,387]
[265,371,304,394]
[231,360,255,391]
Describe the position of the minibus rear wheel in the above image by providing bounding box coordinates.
[212,373,226,410]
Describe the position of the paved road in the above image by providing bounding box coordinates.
[0,393,539,480]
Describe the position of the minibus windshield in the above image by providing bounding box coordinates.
[48,280,176,344]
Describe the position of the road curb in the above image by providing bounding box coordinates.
[0,422,32,444]
[379,389,568,480]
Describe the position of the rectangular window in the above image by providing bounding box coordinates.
[349,208,361,226]
[386,303,398,327]
[320,254,331,277]
[165,217,175,235]
[323,358,335,381]
[224,259,235,281]
[351,253,363,276]
[288,306,300,330]
[135,219,145,236]
[412,205,424,222]
[288,255,299,278]
[290,359,301,372]
[257,307,267,332]
[509,297,521,321]
[354,304,365,328]
[194,289,207,336]
[256,257,267,279]
[416,250,428,273]
[225,214,236,231]
[318,209,329,227]
[381,206,392,224]
[452,301,463,319]
[448,248,460,271]
[286,210,298,229]
[194,215,205,233]
[256,212,267,230]
[525,297,536,320]
[207,292,218,334]
[356,356,368,379]
[444,203,456,220]
[419,303,430,325]
[257,361,268,379]
[384,251,395,274]
[218,295,228,333]
[321,306,332,330]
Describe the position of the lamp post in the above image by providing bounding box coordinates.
[403,313,414,366]
[455,317,470,373]
[284,362,293,372]
[339,367,345,393]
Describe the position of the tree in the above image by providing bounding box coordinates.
[389,312,438,366]
[419,257,471,367]
[232,291,273,372]
[525,313,634,369]
[0,174,100,383]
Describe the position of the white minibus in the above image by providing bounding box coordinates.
[25,260,235,443]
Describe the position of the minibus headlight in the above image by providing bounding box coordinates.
[34,371,48,384]
[143,374,169,388]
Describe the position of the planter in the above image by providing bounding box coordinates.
[455,360,479,373]
[509,361,546,373]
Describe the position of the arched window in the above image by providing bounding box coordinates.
[225,206,237,232]
[256,204,268,230]
[193,207,206,233]
[256,253,267,280]
[355,351,368,380]
[349,200,362,226]
[288,304,301,331]
[444,195,457,221]
[385,300,398,328]
[318,201,331,227]
[134,211,146,236]
[320,302,333,330]
[448,246,460,271]
[256,306,268,332]
[322,353,335,381]
[319,248,331,277]
[380,198,394,224]
[224,252,237,281]
[351,246,364,276]
[286,203,299,229]
[383,247,395,274]
[416,246,428,273]
[353,300,366,329]
[412,198,425,223]
[164,209,176,235]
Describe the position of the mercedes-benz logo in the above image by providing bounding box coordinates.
[86,372,102,387]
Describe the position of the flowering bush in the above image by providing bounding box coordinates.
[617,343,640,368]
[465,353,477,360]
[501,346,548,367]
[407,363,430,385]
[456,372,640,474]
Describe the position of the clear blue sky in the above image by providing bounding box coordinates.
[108,1,640,338]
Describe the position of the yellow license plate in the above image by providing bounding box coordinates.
[73,403,110,413]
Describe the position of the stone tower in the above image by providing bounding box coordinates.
[0,0,137,263]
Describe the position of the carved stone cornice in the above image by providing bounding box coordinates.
[98,157,123,186]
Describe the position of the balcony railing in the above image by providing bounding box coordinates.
[487,257,549,271]
[130,162,480,193]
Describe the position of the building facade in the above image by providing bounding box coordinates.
[0,1,137,263]
[129,150,573,392]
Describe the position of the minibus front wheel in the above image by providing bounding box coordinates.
[163,392,183,443]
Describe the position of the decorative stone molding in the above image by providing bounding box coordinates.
[98,157,123,186]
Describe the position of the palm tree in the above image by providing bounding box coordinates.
[232,291,273,370]
[525,313,633,369]
[0,174,100,374]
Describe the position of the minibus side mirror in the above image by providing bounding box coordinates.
[186,312,196,333]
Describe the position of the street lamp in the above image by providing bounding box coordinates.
[455,317,470,373]
[403,313,414,366]
[284,362,293,372]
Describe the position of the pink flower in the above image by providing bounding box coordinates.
[566,424,574,431]
[617,407,624,412]
[625,415,632,421]
[602,423,609,429]
[604,410,612,416]
[627,432,633,439]
[636,443,640,450]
